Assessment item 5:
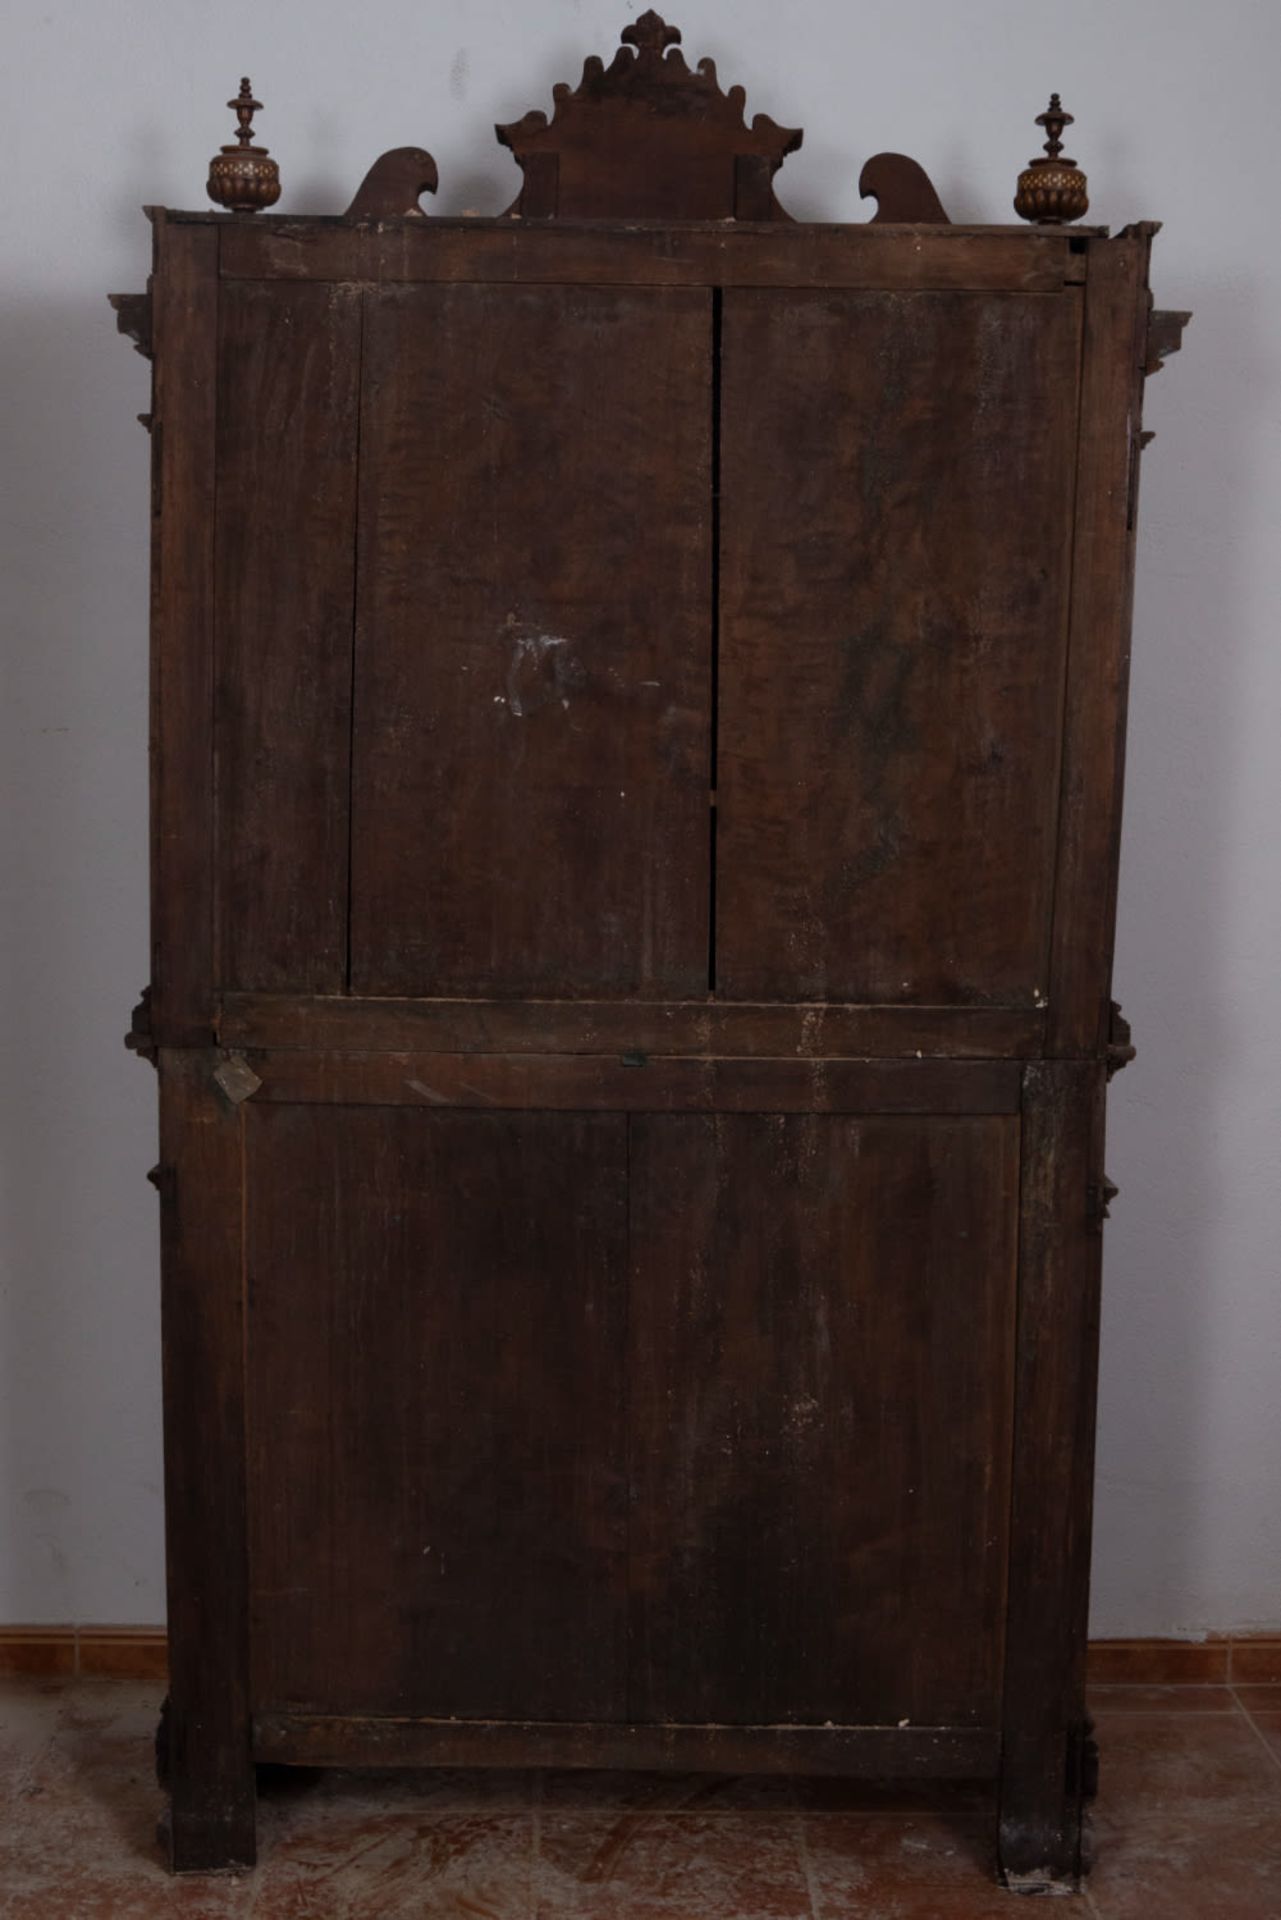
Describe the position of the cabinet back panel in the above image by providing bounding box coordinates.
[214,280,361,991]
[716,289,1082,1004]
[349,284,713,999]
[245,1104,629,1721]
[245,1098,1015,1730]
[628,1112,1019,1727]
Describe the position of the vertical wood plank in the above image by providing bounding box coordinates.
[349,283,712,999]
[215,281,361,991]
[628,1111,1019,1727]
[1046,232,1154,1053]
[245,1105,629,1723]
[999,1058,1105,1891]
[717,288,1081,1004]
[157,1050,254,1869]
[150,219,219,1041]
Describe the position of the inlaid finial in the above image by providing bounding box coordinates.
[1014,92,1088,225]
[207,75,281,213]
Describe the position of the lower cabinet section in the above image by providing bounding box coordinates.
[243,1102,1018,1734]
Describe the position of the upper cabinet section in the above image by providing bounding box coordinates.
[121,14,1185,1042]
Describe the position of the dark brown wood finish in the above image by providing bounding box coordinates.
[859,153,951,223]
[156,1051,254,1868]
[348,281,712,998]
[716,285,1081,1004]
[628,1113,1019,1727]
[236,1051,1020,1113]
[238,1052,1021,1113]
[214,279,360,992]
[998,1060,1106,1892]
[344,146,438,219]
[495,9,800,221]
[121,18,1181,1888]
[254,1716,999,1776]
[1047,228,1155,1053]
[245,1105,628,1721]
[217,217,1086,290]
[148,217,219,1043]
[217,992,1045,1058]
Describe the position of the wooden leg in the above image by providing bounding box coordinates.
[162,1701,257,1872]
[998,1060,1107,1896]
[998,1728,1087,1893]
[157,1052,257,1871]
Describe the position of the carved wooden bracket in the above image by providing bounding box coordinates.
[1106,1000,1136,1078]
[858,153,950,224]
[109,290,152,360]
[1088,1173,1121,1232]
[495,10,801,220]
[124,985,157,1067]
[1145,307,1191,376]
[345,146,439,220]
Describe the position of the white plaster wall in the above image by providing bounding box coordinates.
[2,0,1277,1635]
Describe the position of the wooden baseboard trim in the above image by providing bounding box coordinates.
[1086,1634,1281,1686]
[0,1627,168,1682]
[2,1628,1278,1689]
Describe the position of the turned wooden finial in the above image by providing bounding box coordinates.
[207,77,281,213]
[1014,92,1088,225]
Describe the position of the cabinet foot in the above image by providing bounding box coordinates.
[156,1696,257,1873]
[997,1806,1085,1897]
[1000,1862,1080,1896]
[997,1725,1093,1896]
[164,1791,257,1874]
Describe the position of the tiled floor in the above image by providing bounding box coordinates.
[2,1680,1280,1916]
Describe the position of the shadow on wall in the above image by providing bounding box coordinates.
[0,291,161,1624]
[1093,263,1273,1636]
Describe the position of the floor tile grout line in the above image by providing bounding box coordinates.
[1230,1686,1281,1778]
[793,1807,824,1920]
[243,1833,263,1920]
[1091,1708,1239,1717]
[530,1766,542,1920]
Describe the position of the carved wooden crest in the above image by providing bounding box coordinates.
[495,10,802,220]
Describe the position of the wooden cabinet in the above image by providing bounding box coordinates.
[114,13,1186,1892]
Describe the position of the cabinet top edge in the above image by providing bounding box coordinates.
[145,207,1118,241]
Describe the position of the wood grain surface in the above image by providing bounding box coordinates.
[246,1105,629,1721]
[348,283,712,998]
[628,1112,1019,1727]
[716,287,1082,1004]
[214,280,361,991]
